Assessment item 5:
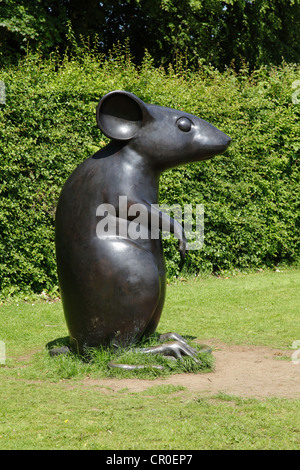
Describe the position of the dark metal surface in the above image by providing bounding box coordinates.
[55,90,231,355]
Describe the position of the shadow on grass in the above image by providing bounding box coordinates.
[46,336,70,351]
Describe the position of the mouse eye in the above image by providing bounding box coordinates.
[177,117,193,132]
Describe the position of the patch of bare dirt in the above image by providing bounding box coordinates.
[82,341,300,399]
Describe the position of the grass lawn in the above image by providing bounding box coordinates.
[0,268,299,450]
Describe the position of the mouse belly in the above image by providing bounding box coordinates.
[56,234,166,354]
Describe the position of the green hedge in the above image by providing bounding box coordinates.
[0,49,299,297]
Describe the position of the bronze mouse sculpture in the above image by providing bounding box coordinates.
[53,91,231,364]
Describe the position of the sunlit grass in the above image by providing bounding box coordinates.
[162,268,300,348]
[0,268,299,449]
[0,377,299,450]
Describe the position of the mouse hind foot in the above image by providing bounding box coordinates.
[135,332,211,361]
[108,332,212,370]
[158,332,212,354]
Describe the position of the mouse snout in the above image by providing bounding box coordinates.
[196,121,231,158]
[210,127,231,151]
[222,133,231,150]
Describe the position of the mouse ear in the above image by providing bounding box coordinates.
[96,90,150,141]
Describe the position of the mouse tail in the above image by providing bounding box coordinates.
[108,361,164,371]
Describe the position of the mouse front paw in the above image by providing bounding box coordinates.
[178,238,189,260]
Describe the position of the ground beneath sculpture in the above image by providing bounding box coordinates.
[82,341,300,399]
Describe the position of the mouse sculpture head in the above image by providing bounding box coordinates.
[96,90,231,171]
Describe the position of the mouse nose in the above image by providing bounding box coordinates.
[197,125,232,160]
[210,129,231,154]
[224,133,231,150]
[213,127,231,151]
